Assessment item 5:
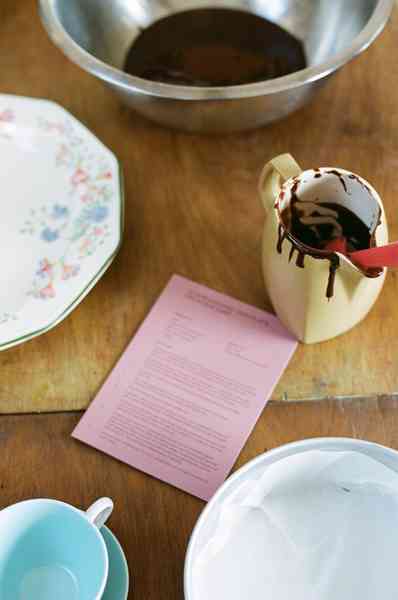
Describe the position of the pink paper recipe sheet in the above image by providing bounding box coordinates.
[73,275,297,500]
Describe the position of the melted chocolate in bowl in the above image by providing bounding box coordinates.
[277,171,382,299]
[124,8,307,86]
[281,203,372,253]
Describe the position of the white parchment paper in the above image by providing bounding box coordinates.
[193,450,398,600]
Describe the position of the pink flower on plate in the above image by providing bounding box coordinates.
[71,168,88,186]
[39,283,55,299]
[0,109,14,123]
[56,144,69,162]
[44,121,65,135]
[79,238,92,255]
[98,171,112,180]
[37,258,53,276]
[62,263,80,280]
[94,227,103,236]
[54,123,65,134]
[81,193,93,204]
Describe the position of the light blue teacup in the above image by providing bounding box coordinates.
[0,497,113,600]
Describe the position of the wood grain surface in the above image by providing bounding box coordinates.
[0,398,398,599]
[0,1,397,412]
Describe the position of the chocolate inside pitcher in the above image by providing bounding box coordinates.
[277,169,382,298]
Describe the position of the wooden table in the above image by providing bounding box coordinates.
[1,398,398,599]
[1,3,398,599]
[1,1,398,412]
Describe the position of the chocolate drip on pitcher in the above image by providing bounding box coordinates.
[286,244,305,268]
[277,224,288,254]
[278,223,339,298]
[326,170,348,193]
[348,173,372,196]
[327,255,340,299]
[296,251,305,268]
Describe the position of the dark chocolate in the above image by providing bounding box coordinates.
[284,202,372,253]
[124,8,307,86]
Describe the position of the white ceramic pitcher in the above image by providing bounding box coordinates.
[259,154,388,344]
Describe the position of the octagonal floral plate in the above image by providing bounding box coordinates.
[0,95,123,350]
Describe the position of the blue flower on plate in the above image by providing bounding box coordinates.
[87,205,109,223]
[52,204,69,219]
[41,227,59,242]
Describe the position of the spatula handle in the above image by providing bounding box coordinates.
[350,241,398,268]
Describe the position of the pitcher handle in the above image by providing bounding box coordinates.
[258,153,302,215]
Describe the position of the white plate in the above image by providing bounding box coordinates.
[184,438,398,600]
[0,95,123,350]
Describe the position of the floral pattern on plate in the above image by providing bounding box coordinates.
[20,116,115,299]
[0,109,15,139]
[0,95,122,350]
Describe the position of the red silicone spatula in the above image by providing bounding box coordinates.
[349,241,398,269]
[324,238,398,269]
[324,238,347,254]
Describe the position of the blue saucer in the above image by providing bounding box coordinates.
[101,526,129,600]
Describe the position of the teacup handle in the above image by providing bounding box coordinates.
[85,497,114,529]
[258,153,302,215]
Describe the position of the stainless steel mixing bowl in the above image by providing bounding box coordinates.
[39,0,394,133]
